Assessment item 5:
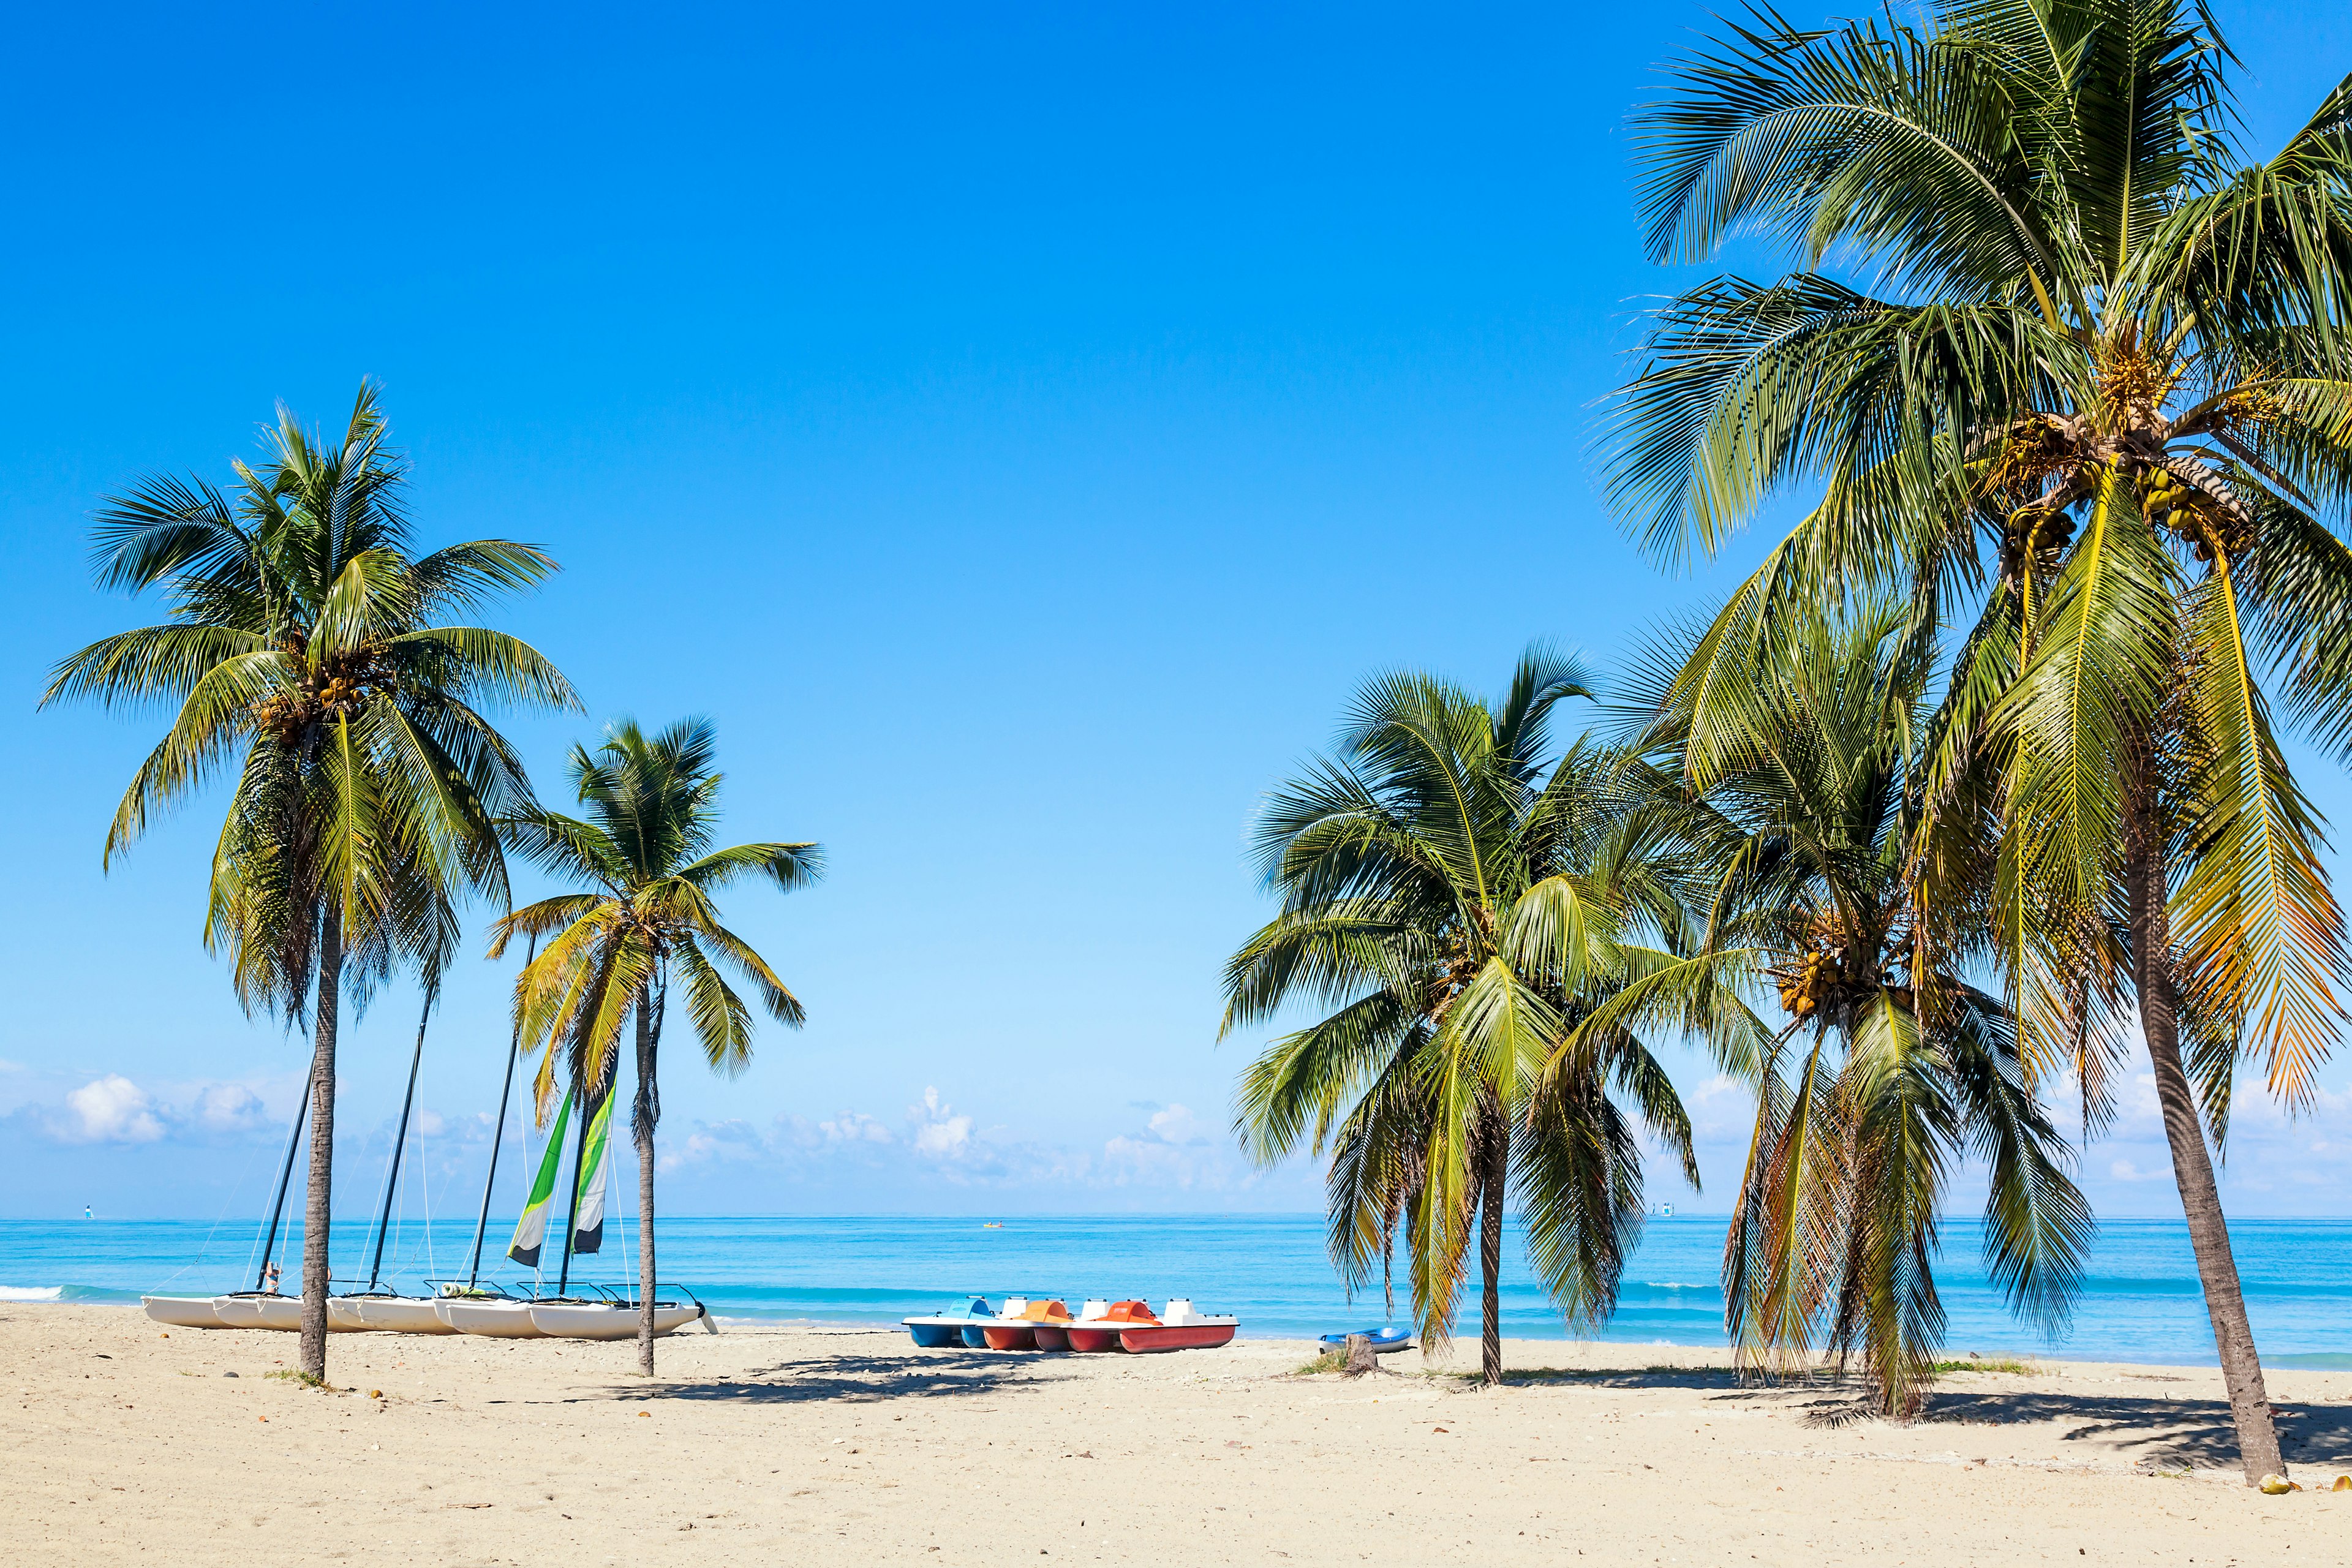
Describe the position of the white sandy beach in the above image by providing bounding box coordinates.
[8,1303,2351,1564]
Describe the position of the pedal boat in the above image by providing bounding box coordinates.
[1121,1300,1238,1352]
[141,1295,225,1329]
[902,1296,998,1349]
[1066,1298,1156,1352]
[973,1297,1072,1349]
[1071,1298,1238,1353]
[1023,1299,1076,1350]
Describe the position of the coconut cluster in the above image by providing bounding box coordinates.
[2138,464,2240,564]
[247,643,399,747]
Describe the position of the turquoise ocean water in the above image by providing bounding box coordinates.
[2,1213,2349,1367]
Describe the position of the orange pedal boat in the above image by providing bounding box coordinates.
[980,1297,1074,1349]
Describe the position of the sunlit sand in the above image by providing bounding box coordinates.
[9,1304,2352,1564]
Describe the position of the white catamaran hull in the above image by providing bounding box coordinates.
[210,1295,304,1331]
[528,1302,706,1340]
[142,1295,225,1329]
[434,1298,549,1338]
[212,1294,374,1332]
[326,1297,379,1332]
[340,1296,461,1334]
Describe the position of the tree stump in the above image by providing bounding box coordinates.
[1343,1333,1378,1376]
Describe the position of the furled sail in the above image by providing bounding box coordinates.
[507,1090,575,1268]
[571,1085,614,1255]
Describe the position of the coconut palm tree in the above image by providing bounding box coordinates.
[42,383,575,1379]
[1594,600,2091,1417]
[1224,652,1747,1384]
[489,717,820,1374]
[1607,0,2352,1479]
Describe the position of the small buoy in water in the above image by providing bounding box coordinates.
[2260,1473,2292,1494]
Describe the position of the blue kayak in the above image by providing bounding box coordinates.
[1318,1327,1412,1354]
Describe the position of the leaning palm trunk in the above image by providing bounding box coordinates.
[1610,0,2352,1482]
[2127,778,2282,1483]
[298,913,343,1381]
[634,995,661,1377]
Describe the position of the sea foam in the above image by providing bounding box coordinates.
[0,1285,64,1302]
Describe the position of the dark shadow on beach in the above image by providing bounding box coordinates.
[594,1348,1059,1406]
[1472,1368,2352,1469]
[1787,1389,2352,1468]
[1480,1367,1751,1393]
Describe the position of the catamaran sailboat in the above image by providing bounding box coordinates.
[146,968,710,1341]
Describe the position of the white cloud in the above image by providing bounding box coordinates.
[195,1083,266,1132]
[2108,1158,2165,1183]
[1145,1104,1210,1147]
[1102,1134,1216,1187]
[658,1119,775,1173]
[820,1110,894,1144]
[64,1076,165,1144]
[415,1109,445,1138]
[910,1087,976,1159]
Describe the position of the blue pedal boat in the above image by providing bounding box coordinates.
[1317,1326,1412,1355]
[902,1296,997,1348]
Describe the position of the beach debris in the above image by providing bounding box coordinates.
[2334,1476,2351,1492]
[222,1371,238,1378]
[2259,1473,2292,1494]
[369,1389,383,1399]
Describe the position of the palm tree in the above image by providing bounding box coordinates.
[43,383,575,1379]
[1598,600,2090,1417]
[490,717,821,1374]
[1608,0,2352,1479]
[1224,652,1734,1384]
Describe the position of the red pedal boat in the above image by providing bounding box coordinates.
[1066,1298,1237,1353]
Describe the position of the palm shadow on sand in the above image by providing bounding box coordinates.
[1785,1389,2352,1468]
[592,1348,1055,1406]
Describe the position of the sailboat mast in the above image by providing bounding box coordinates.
[466,940,535,1289]
[254,1059,316,1291]
[556,1074,592,1297]
[365,987,435,1292]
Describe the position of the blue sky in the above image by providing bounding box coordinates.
[4,1,2350,1223]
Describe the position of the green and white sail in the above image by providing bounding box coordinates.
[506,1089,574,1268]
[571,1085,614,1255]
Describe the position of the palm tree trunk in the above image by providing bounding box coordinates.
[2126,777,2283,1484]
[633,993,660,1378]
[1479,1111,1505,1387]
[298,908,342,1382]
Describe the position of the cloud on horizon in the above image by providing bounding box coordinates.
[62,1075,165,1144]
[646,1085,1300,1207]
